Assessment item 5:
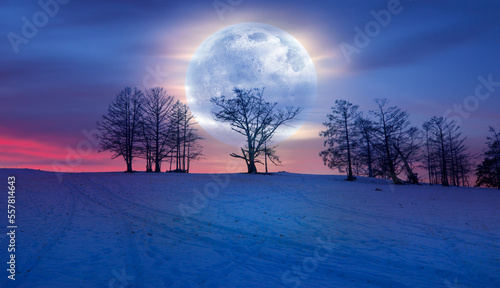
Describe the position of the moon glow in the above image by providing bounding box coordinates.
[186,23,317,146]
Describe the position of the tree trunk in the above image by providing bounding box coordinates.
[425,132,432,185]
[155,119,160,172]
[495,158,500,189]
[367,140,374,178]
[394,145,418,184]
[448,132,457,186]
[381,115,402,184]
[247,153,257,173]
[264,141,268,174]
[177,126,181,170]
[183,116,187,172]
[187,143,191,174]
[154,157,161,173]
[385,142,402,184]
[247,161,257,173]
[146,146,152,172]
[345,114,355,181]
[169,154,173,172]
[440,130,449,187]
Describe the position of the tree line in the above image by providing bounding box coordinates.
[97,87,203,173]
[95,86,499,186]
[96,86,299,174]
[320,98,499,189]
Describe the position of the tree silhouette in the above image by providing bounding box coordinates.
[169,101,203,172]
[97,86,203,173]
[354,113,375,178]
[422,116,471,187]
[427,117,450,186]
[320,99,359,181]
[317,98,477,185]
[422,121,437,185]
[476,126,500,189]
[97,87,144,173]
[393,126,422,184]
[370,99,410,184]
[211,88,301,173]
[141,87,175,172]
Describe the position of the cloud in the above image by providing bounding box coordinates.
[1,0,499,172]
[339,1,500,72]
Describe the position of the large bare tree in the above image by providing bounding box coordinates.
[97,87,144,173]
[211,88,301,173]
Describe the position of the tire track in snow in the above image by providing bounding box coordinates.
[88,175,272,238]
[13,177,77,287]
[283,186,497,241]
[64,174,145,286]
[196,221,273,287]
[88,175,283,287]
[276,185,500,286]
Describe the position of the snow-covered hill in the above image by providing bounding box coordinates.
[0,169,498,287]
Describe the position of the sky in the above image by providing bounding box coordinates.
[1,0,499,175]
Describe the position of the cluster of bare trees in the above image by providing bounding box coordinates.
[97,87,202,173]
[320,98,472,186]
[95,85,498,184]
[422,117,471,187]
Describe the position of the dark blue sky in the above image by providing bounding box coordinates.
[1,0,499,173]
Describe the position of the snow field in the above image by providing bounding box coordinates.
[0,169,498,287]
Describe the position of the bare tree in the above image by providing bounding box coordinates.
[169,101,203,172]
[422,121,436,185]
[140,119,154,172]
[422,117,472,187]
[320,100,359,181]
[354,113,375,178]
[185,130,204,173]
[97,87,144,173]
[263,141,282,174]
[455,141,472,187]
[476,126,500,189]
[393,126,422,184]
[181,102,203,172]
[370,99,410,184]
[141,87,175,172]
[446,127,471,187]
[211,88,301,173]
[424,117,451,186]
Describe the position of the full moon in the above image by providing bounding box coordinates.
[186,23,317,146]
